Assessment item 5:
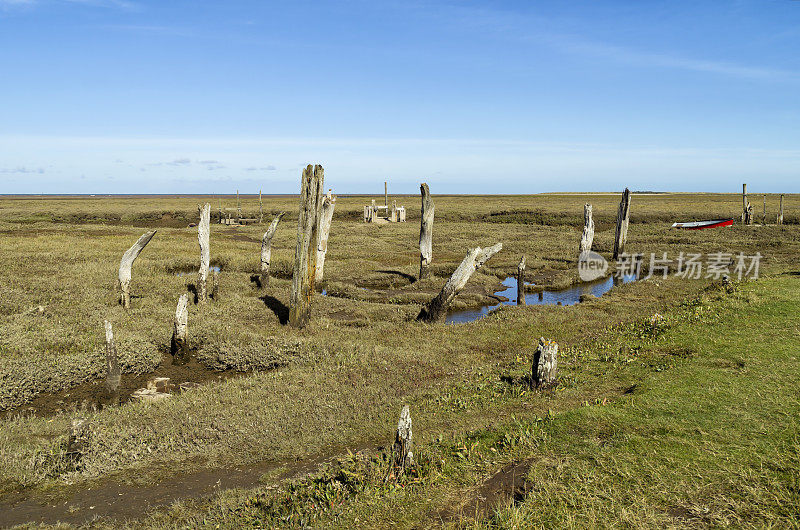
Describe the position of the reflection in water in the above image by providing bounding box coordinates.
[445,274,637,324]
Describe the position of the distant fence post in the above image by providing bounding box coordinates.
[778,194,784,225]
[517,256,526,306]
[289,165,324,328]
[612,189,631,260]
[419,183,434,280]
[742,184,752,225]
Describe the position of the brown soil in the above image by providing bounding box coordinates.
[0,443,377,528]
[2,355,238,420]
[436,459,532,525]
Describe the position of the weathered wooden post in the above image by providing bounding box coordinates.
[517,256,526,306]
[67,419,88,460]
[417,243,502,323]
[391,405,413,475]
[419,183,434,280]
[532,337,558,388]
[315,190,336,283]
[197,203,211,303]
[261,211,286,287]
[742,183,753,225]
[104,320,120,403]
[612,188,631,260]
[171,294,189,364]
[289,165,324,328]
[259,189,263,223]
[117,230,156,309]
[579,203,594,254]
[778,194,784,225]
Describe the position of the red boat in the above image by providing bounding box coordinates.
[671,218,735,230]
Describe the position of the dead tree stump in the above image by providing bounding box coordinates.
[579,203,594,254]
[197,203,211,303]
[117,230,156,309]
[418,243,502,323]
[103,320,120,404]
[261,212,286,287]
[391,405,413,477]
[532,337,558,388]
[171,294,189,364]
[517,256,526,306]
[613,188,631,260]
[289,165,324,328]
[778,194,784,225]
[315,189,336,283]
[419,183,434,280]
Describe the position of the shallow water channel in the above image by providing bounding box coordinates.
[445,274,637,324]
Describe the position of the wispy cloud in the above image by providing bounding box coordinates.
[545,33,800,82]
[0,166,44,173]
[245,165,277,171]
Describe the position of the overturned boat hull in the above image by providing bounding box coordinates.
[672,218,734,230]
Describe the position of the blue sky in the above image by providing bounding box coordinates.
[0,0,798,194]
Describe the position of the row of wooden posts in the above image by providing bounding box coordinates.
[742,184,785,225]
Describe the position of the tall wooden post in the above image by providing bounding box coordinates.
[104,320,120,404]
[517,256,526,306]
[612,188,631,260]
[742,184,752,225]
[778,194,784,225]
[417,243,502,323]
[289,165,324,328]
[315,189,336,283]
[419,183,434,280]
[197,203,211,303]
[117,231,156,309]
[579,203,594,255]
[171,294,189,364]
[261,212,286,287]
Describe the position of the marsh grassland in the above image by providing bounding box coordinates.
[0,192,799,528]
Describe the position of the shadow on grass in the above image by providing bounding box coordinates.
[376,269,417,283]
[260,295,289,325]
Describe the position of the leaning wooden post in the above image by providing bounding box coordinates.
[391,405,413,476]
[778,194,784,225]
[104,320,120,404]
[417,243,502,323]
[315,189,336,283]
[612,188,631,260]
[117,230,156,309]
[261,212,286,287]
[197,203,211,303]
[579,203,594,254]
[419,183,435,280]
[517,256,526,306]
[532,337,558,388]
[289,165,324,328]
[171,294,189,364]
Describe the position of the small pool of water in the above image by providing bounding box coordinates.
[175,265,221,277]
[445,274,637,324]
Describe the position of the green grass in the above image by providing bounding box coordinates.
[0,193,798,527]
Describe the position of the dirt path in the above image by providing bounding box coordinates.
[0,443,376,528]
